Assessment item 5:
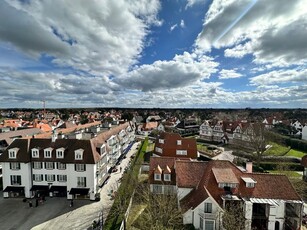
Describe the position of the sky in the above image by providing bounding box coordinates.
[0,0,307,109]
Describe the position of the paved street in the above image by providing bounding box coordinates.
[0,142,140,230]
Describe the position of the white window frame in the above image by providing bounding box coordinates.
[155,147,163,153]
[8,150,17,159]
[177,140,182,145]
[57,162,66,170]
[164,173,171,181]
[11,175,21,185]
[33,162,42,169]
[176,150,187,155]
[246,182,255,188]
[33,174,43,182]
[46,174,55,182]
[10,162,20,170]
[44,148,53,158]
[153,184,162,194]
[154,173,161,181]
[58,175,67,182]
[75,149,84,160]
[204,220,215,230]
[204,202,213,213]
[56,148,65,159]
[45,162,54,170]
[31,148,39,158]
[75,164,85,172]
[77,177,86,187]
[158,139,164,144]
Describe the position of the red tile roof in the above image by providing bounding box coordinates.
[149,157,176,185]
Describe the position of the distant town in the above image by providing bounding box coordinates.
[0,108,307,229]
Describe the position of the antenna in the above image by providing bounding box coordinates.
[42,100,46,118]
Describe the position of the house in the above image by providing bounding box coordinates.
[137,121,158,136]
[0,122,135,200]
[175,118,199,136]
[149,158,303,230]
[153,132,198,159]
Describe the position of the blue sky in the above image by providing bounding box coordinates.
[0,0,306,108]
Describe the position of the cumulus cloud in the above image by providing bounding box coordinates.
[115,52,219,91]
[250,69,307,86]
[219,69,243,79]
[0,0,161,76]
[170,24,178,32]
[195,0,307,66]
[180,20,185,28]
[185,0,204,9]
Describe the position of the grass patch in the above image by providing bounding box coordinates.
[127,204,147,228]
[264,142,290,156]
[268,170,302,178]
[197,144,207,152]
[285,149,307,158]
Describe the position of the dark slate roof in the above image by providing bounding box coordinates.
[0,139,30,163]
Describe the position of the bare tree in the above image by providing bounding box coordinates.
[222,201,248,230]
[246,122,268,165]
[132,184,184,230]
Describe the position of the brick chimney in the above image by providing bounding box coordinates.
[246,161,253,173]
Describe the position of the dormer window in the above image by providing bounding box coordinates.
[177,140,182,145]
[44,148,53,158]
[56,148,65,159]
[32,148,39,158]
[159,139,164,144]
[8,148,19,159]
[241,177,257,188]
[75,149,84,160]
[164,173,171,181]
[154,174,161,181]
[155,147,163,153]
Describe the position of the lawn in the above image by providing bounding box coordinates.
[285,149,306,158]
[197,144,207,152]
[264,142,290,156]
[268,170,302,178]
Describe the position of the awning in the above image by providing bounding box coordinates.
[69,188,89,195]
[250,198,280,206]
[49,186,67,192]
[30,185,49,191]
[3,186,24,193]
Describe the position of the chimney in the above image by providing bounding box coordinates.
[246,161,253,173]
[52,130,58,142]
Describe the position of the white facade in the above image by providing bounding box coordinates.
[302,125,307,141]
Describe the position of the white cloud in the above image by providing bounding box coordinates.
[115,51,219,91]
[250,69,307,86]
[195,0,307,66]
[0,0,161,76]
[185,0,205,9]
[219,69,243,79]
[180,20,185,28]
[170,24,178,31]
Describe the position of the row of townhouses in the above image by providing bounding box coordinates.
[149,157,303,230]
[199,120,259,144]
[0,122,135,201]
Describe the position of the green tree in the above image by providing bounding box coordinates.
[222,202,247,230]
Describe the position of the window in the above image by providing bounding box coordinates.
[177,140,182,145]
[176,150,187,155]
[200,217,204,230]
[204,202,212,213]
[44,148,52,158]
[164,173,171,181]
[218,183,237,188]
[56,149,64,158]
[10,175,21,185]
[164,185,173,194]
[45,162,54,170]
[158,139,164,144]
[32,149,39,158]
[75,164,86,172]
[205,220,214,230]
[246,182,255,188]
[45,174,55,182]
[33,162,42,169]
[10,162,20,170]
[75,149,84,160]
[57,175,67,182]
[33,174,43,182]
[57,162,66,170]
[154,173,161,181]
[153,185,162,194]
[8,150,16,159]
[77,177,86,187]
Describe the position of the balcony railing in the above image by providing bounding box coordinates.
[199,211,216,219]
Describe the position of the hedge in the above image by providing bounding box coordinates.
[104,138,148,229]
[269,132,307,152]
[258,162,304,171]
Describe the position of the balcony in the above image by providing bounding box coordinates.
[199,211,216,220]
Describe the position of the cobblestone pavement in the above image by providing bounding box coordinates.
[0,142,140,230]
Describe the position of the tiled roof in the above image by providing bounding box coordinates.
[0,139,30,162]
[0,128,44,145]
[176,160,207,188]
[149,157,176,185]
[212,168,239,184]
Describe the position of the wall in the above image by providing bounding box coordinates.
[177,187,192,201]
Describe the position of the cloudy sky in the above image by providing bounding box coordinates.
[1,0,307,108]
